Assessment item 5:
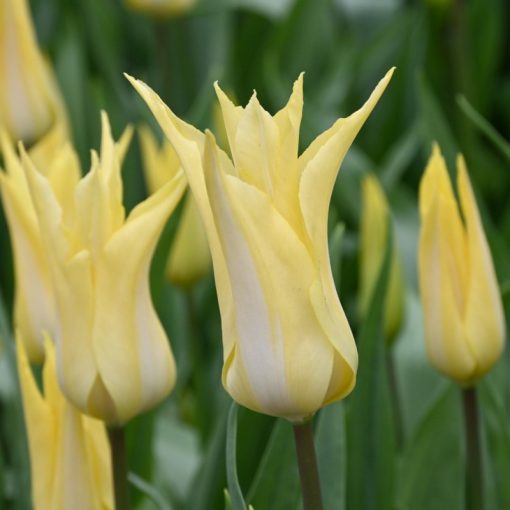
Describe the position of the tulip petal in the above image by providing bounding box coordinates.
[1,141,55,361]
[126,74,236,359]
[204,132,337,420]
[299,68,394,253]
[21,151,99,411]
[138,124,181,194]
[457,156,505,381]
[167,192,211,286]
[92,174,186,423]
[16,334,55,509]
[419,148,475,382]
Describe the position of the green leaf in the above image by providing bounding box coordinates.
[315,402,347,510]
[187,398,230,510]
[346,231,396,510]
[397,385,463,510]
[417,73,458,170]
[226,403,247,510]
[456,95,510,163]
[247,419,300,510]
[128,472,172,510]
[479,378,510,510]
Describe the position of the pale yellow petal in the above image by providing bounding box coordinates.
[91,174,185,423]
[22,150,99,412]
[457,157,505,381]
[167,192,211,287]
[127,75,236,359]
[358,174,389,318]
[418,149,475,382]
[204,132,336,420]
[299,68,394,253]
[0,0,67,142]
[16,333,55,510]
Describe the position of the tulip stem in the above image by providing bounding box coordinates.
[108,426,131,510]
[462,387,483,510]
[292,420,324,510]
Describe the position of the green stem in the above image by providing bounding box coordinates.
[462,387,483,510]
[386,350,404,450]
[108,426,131,510]
[292,420,324,510]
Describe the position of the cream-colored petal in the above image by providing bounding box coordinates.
[167,192,211,287]
[457,157,505,381]
[138,124,181,193]
[358,174,389,318]
[0,0,67,143]
[205,132,336,420]
[16,334,55,510]
[358,174,404,342]
[91,174,185,424]
[213,82,243,156]
[127,75,236,359]
[299,69,394,254]
[418,150,476,382]
[22,151,99,412]
[0,174,53,361]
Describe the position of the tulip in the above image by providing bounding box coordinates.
[17,334,113,510]
[0,121,132,363]
[127,69,393,421]
[418,145,505,385]
[358,174,404,344]
[22,112,186,424]
[0,131,81,362]
[139,125,211,287]
[124,0,195,16]
[0,0,67,144]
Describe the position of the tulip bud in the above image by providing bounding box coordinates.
[124,0,195,17]
[22,112,187,424]
[358,174,404,344]
[418,145,505,385]
[139,125,211,288]
[0,0,67,144]
[17,334,113,510]
[128,68,394,421]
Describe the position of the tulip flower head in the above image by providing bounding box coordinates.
[358,174,404,344]
[0,0,67,143]
[0,131,80,362]
[22,112,186,424]
[139,125,211,287]
[17,334,113,510]
[128,69,393,421]
[418,145,505,385]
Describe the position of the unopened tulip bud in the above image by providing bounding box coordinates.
[359,174,404,344]
[418,145,505,385]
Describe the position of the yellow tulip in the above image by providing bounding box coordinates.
[127,69,393,421]
[418,145,505,385]
[0,131,80,362]
[0,0,67,144]
[139,125,211,287]
[22,112,186,424]
[124,0,195,16]
[17,334,113,510]
[0,120,130,363]
[358,174,404,344]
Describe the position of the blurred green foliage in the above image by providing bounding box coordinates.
[1,0,510,508]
